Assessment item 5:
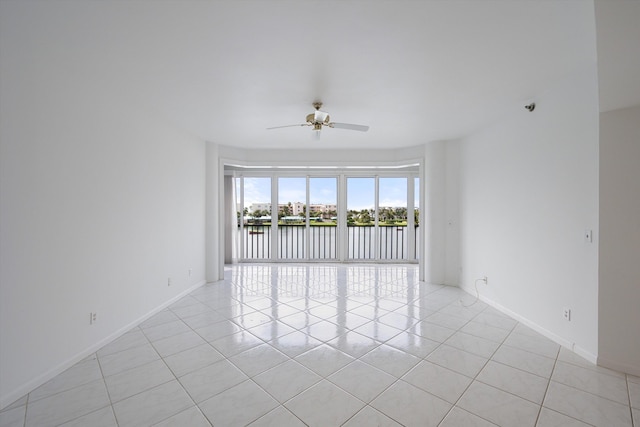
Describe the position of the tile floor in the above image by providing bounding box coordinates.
[1,264,638,427]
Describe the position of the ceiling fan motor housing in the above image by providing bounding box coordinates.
[306,112,330,126]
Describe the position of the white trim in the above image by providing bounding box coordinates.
[407,176,416,262]
[0,280,207,410]
[305,176,310,258]
[225,169,420,178]
[231,169,419,264]
[418,160,426,281]
[222,160,421,169]
[459,283,599,365]
[374,175,380,260]
[217,156,226,281]
[236,259,419,264]
[338,174,347,261]
[271,176,278,259]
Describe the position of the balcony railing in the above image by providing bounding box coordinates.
[378,225,409,260]
[279,225,306,259]
[243,226,271,259]
[240,224,418,261]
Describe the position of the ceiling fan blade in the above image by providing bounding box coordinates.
[266,124,308,130]
[329,122,369,132]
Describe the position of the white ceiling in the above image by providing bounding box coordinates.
[7,0,603,149]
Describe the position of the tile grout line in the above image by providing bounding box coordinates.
[264,282,417,425]
[342,299,480,426]
[15,265,634,427]
[153,283,261,426]
[337,295,494,426]
[22,358,114,426]
[21,394,28,427]
[547,366,635,408]
[533,344,561,427]
[435,306,517,427]
[628,375,635,427]
[244,377,311,426]
[533,346,622,426]
[90,353,118,427]
[233,274,326,423]
[110,318,199,426]
[171,279,308,426]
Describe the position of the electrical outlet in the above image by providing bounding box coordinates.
[584,229,592,243]
[563,307,571,321]
[89,312,97,325]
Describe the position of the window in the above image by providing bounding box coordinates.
[231,171,418,262]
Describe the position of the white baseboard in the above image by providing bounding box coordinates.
[0,280,207,410]
[458,284,599,365]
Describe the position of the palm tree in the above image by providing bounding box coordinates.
[359,209,371,224]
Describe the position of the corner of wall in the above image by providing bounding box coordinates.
[445,140,461,286]
[598,105,640,376]
[205,142,222,282]
[455,66,600,359]
[423,141,447,284]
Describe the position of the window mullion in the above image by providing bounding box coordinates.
[374,175,379,260]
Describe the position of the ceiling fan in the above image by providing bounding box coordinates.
[267,102,369,133]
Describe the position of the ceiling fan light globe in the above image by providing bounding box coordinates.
[314,110,330,124]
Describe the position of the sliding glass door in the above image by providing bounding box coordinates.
[278,177,306,259]
[309,177,337,259]
[378,177,408,260]
[347,177,376,260]
[232,172,418,262]
[240,177,271,259]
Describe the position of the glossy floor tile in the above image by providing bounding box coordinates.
[1,264,637,427]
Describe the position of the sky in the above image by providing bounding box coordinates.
[240,176,419,211]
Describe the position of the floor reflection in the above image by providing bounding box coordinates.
[218,264,425,343]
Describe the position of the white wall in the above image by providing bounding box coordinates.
[445,140,461,286]
[598,105,640,375]
[423,141,447,284]
[205,143,222,282]
[0,16,206,407]
[455,67,600,359]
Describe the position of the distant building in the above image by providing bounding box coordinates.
[292,202,305,216]
[249,203,271,213]
[251,202,338,219]
[309,203,337,218]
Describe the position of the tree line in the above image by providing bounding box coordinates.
[240,204,419,225]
